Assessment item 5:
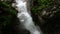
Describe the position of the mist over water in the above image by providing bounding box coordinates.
[12,0,43,34]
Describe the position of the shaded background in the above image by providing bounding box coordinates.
[0,0,60,34]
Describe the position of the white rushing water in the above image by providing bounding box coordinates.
[12,0,43,34]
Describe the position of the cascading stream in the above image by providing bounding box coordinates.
[12,0,43,34]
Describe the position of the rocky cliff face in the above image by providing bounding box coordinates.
[31,0,60,34]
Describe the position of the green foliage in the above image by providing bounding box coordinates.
[0,1,17,15]
[31,0,53,13]
[0,1,17,26]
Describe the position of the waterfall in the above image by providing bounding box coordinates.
[12,0,43,34]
